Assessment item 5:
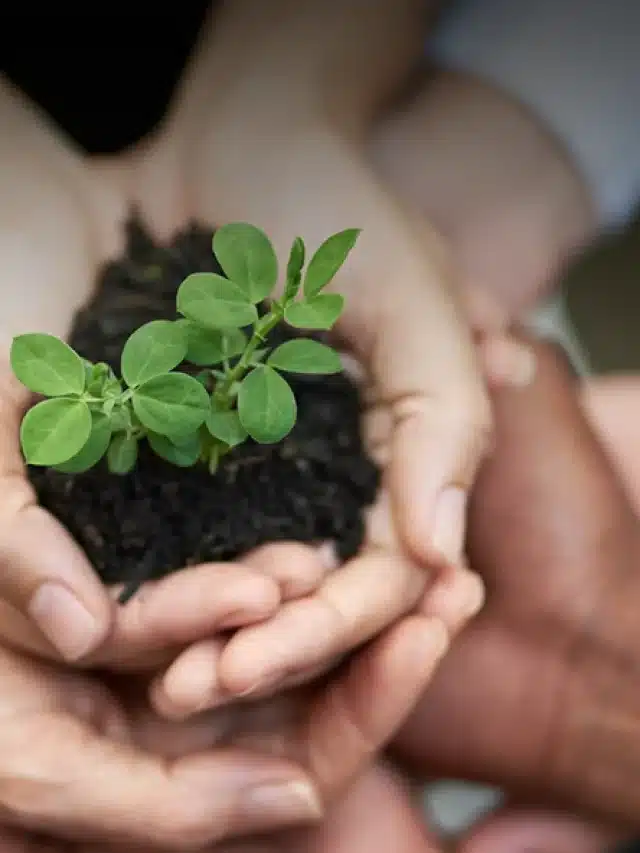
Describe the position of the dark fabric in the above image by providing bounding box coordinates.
[1,8,210,153]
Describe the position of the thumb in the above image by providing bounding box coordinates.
[0,377,113,662]
[369,280,492,567]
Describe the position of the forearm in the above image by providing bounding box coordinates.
[0,77,120,351]
[370,70,595,319]
[167,0,436,137]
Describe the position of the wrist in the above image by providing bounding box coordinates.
[370,71,596,319]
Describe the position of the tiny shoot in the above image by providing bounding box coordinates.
[11,223,360,476]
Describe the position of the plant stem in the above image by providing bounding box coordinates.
[213,305,282,406]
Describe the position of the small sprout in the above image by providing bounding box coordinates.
[10,222,360,473]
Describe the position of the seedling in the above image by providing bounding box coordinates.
[11,223,360,476]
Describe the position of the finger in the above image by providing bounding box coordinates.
[0,714,323,847]
[362,279,493,568]
[242,541,337,600]
[0,379,113,663]
[0,506,113,664]
[150,637,225,721]
[460,808,620,853]
[94,563,281,669]
[477,333,537,389]
[303,615,449,800]
[421,562,485,635]
[217,551,426,697]
[293,763,443,853]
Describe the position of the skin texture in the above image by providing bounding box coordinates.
[393,342,640,849]
[0,65,483,848]
[6,344,640,853]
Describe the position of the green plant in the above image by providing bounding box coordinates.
[11,223,360,476]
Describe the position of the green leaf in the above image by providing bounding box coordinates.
[213,223,278,302]
[20,398,91,466]
[177,272,258,329]
[284,236,305,301]
[54,410,112,473]
[86,362,113,396]
[107,433,138,474]
[268,339,342,374]
[11,333,86,397]
[132,372,210,438]
[238,365,296,444]
[147,431,202,467]
[206,407,248,447]
[303,229,360,298]
[178,320,247,366]
[284,294,345,330]
[121,320,187,387]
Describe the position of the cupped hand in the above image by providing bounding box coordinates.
[0,640,334,849]
[0,599,451,851]
[393,338,640,831]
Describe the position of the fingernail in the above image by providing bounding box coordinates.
[235,671,281,699]
[464,573,485,618]
[432,487,467,564]
[29,583,101,661]
[241,780,323,825]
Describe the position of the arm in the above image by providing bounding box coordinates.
[0,75,124,350]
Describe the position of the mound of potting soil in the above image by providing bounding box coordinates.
[28,218,379,591]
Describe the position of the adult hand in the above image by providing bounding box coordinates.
[0,76,347,670]
[143,0,535,584]
[393,339,640,835]
[0,602,450,850]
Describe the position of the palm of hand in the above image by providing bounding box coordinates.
[395,343,640,821]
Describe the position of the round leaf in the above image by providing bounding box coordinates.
[148,431,202,467]
[20,398,91,466]
[267,339,342,374]
[284,294,344,330]
[206,408,248,447]
[303,229,360,298]
[11,333,86,397]
[213,223,278,303]
[178,320,247,366]
[107,434,138,474]
[55,410,112,473]
[238,365,296,444]
[177,272,258,329]
[132,373,210,438]
[121,320,188,387]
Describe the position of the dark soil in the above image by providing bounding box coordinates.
[27,218,379,595]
